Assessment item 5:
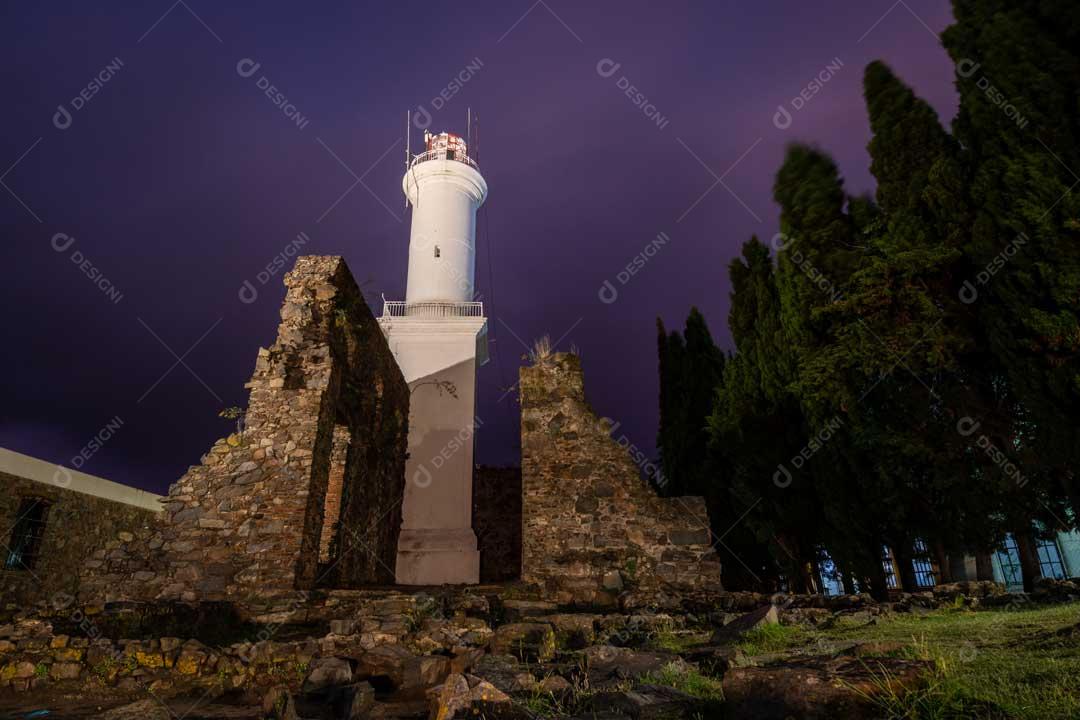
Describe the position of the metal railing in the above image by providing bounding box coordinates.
[382,301,484,318]
[409,149,480,171]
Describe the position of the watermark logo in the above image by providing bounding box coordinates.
[599,416,665,487]
[238,231,310,304]
[772,233,842,302]
[53,57,125,130]
[72,416,124,469]
[957,60,1029,130]
[598,231,670,304]
[236,58,310,131]
[774,416,843,487]
[52,467,72,488]
[596,59,670,130]
[51,233,123,304]
[773,58,843,130]
[958,232,1028,304]
[956,416,1027,488]
[411,416,483,488]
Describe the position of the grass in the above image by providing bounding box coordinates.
[734,622,806,655]
[736,602,1080,720]
[650,629,711,653]
[644,662,726,703]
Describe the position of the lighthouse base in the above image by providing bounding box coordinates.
[395,528,480,585]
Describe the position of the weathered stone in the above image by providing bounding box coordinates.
[711,604,779,643]
[722,655,933,719]
[490,623,555,662]
[470,654,530,695]
[332,681,375,719]
[49,662,81,680]
[545,614,598,649]
[583,646,686,685]
[502,599,557,622]
[586,684,706,719]
[520,353,722,602]
[428,673,517,720]
[302,656,354,692]
[98,699,174,720]
[356,644,419,690]
[262,686,300,720]
[601,570,624,591]
[538,674,572,695]
[75,256,411,605]
[419,655,451,686]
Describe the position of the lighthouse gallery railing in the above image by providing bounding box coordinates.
[381,301,484,318]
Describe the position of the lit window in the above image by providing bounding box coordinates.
[1036,537,1066,579]
[5,498,50,571]
[817,550,844,597]
[881,545,899,589]
[995,534,1024,592]
[911,538,937,588]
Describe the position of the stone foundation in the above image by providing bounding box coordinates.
[520,353,722,605]
[77,256,409,603]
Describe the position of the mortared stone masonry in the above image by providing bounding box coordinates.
[520,353,722,604]
[77,256,409,603]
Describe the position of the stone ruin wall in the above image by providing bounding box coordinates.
[78,256,409,604]
[520,353,722,605]
[0,472,158,608]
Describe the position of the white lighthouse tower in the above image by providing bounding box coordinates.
[378,129,488,585]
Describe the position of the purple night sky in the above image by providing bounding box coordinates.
[1,1,957,494]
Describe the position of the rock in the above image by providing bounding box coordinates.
[449,647,485,675]
[98,699,174,720]
[303,656,354,692]
[262,686,300,720]
[159,637,182,653]
[586,684,705,719]
[501,600,557,622]
[506,671,535,692]
[583,646,685,685]
[681,644,742,676]
[49,662,81,680]
[429,673,519,720]
[357,644,420,690]
[419,655,451,686]
[711,603,779,643]
[174,646,207,675]
[722,655,932,719]
[334,681,376,719]
[490,622,555,662]
[470,654,530,694]
[538,674,572,695]
[429,673,470,720]
[601,571,624,591]
[296,681,375,719]
[545,614,598,649]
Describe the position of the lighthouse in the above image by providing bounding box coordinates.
[378,129,488,585]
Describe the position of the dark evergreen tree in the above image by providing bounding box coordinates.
[943,0,1080,539]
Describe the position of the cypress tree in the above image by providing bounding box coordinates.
[944,0,1080,522]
